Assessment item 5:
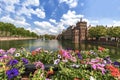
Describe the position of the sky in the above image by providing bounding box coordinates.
[0,0,120,35]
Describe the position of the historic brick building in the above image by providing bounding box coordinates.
[57,18,87,43]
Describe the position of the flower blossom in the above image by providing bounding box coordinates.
[106,64,120,78]
[59,49,72,59]
[7,48,16,54]
[88,58,106,74]
[6,68,19,79]
[54,59,60,65]
[8,59,18,66]
[34,61,44,70]
[0,49,6,54]
[77,52,82,60]
[22,58,29,64]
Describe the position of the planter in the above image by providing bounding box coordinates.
[22,64,58,77]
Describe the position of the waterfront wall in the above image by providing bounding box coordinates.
[86,40,120,47]
[0,37,37,41]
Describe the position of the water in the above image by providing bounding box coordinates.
[0,39,120,60]
[0,39,60,51]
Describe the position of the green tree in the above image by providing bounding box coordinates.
[112,27,120,41]
[88,25,107,40]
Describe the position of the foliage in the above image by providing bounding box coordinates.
[39,34,56,40]
[88,25,120,41]
[0,22,38,37]
[0,47,120,80]
[88,25,107,40]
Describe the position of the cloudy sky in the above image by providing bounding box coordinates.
[0,0,120,35]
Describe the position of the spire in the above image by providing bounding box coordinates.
[80,17,82,22]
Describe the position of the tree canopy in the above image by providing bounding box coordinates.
[0,22,38,37]
[88,25,120,41]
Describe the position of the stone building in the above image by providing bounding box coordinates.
[57,18,87,43]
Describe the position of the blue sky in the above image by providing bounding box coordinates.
[0,0,120,35]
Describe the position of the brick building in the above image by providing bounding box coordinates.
[57,18,87,43]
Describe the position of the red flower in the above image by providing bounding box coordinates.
[32,51,37,56]
[106,65,120,78]
[59,50,63,55]
[74,78,80,80]
[75,50,79,54]
[98,46,105,52]
[46,70,54,78]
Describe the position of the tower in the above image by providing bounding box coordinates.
[72,18,87,43]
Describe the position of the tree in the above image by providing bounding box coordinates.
[0,22,38,38]
[112,27,120,41]
[88,25,107,40]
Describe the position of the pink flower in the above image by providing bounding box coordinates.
[7,48,16,54]
[34,61,44,70]
[88,58,106,74]
[34,48,41,52]
[92,64,97,70]
[62,50,71,59]
[70,57,77,62]
[0,49,6,54]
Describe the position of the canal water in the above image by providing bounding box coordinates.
[0,39,120,60]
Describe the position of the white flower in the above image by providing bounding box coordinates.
[90,76,96,80]
[3,54,7,57]
[50,51,53,54]
[70,64,80,68]
[76,65,80,68]
[15,53,20,57]
[44,50,48,53]
[58,54,61,58]
[54,59,60,65]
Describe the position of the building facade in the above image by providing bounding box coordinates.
[57,19,87,43]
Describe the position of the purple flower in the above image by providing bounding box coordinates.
[77,53,82,60]
[8,59,18,66]
[7,48,16,54]
[113,61,120,67]
[22,58,28,64]
[104,56,112,64]
[66,48,72,50]
[6,68,19,79]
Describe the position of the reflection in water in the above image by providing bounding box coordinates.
[0,39,61,51]
[0,39,120,60]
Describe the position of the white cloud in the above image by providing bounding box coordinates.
[17,6,45,19]
[32,28,51,35]
[112,20,120,26]
[34,8,46,19]
[49,19,57,24]
[34,21,54,29]
[2,0,19,5]
[34,21,65,35]
[62,10,84,20]
[22,0,40,6]
[60,10,84,26]
[0,15,30,27]
[49,29,58,34]
[17,6,33,18]
[5,5,15,13]
[1,0,20,13]
[59,0,78,8]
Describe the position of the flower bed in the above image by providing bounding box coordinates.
[0,47,120,80]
